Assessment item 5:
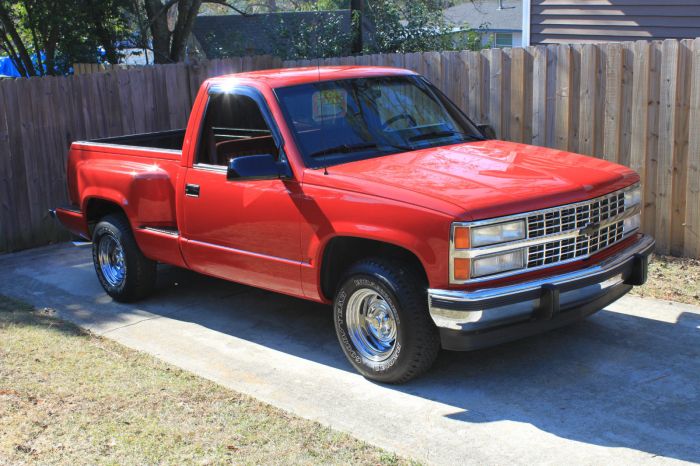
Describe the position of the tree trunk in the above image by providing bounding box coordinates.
[44,25,59,75]
[169,0,201,62]
[144,0,172,63]
[85,0,121,63]
[0,5,37,75]
[22,1,45,76]
[350,0,363,54]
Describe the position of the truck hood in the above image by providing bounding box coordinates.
[321,140,639,220]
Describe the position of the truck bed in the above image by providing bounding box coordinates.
[86,129,185,152]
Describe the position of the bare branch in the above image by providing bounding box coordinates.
[202,0,249,15]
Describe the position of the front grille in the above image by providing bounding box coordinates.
[525,190,627,268]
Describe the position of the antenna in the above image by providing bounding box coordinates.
[315,0,329,175]
[315,0,321,82]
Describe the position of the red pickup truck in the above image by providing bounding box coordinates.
[53,66,654,383]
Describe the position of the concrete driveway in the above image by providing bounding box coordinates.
[1,243,699,465]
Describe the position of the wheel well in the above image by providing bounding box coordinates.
[85,198,126,235]
[320,237,428,301]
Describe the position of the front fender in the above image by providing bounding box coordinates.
[300,184,453,299]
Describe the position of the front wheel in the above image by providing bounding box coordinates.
[333,258,440,384]
[92,213,156,302]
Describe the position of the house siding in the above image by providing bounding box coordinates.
[530,0,700,44]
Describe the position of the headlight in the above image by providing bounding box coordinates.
[472,249,526,278]
[624,185,641,208]
[470,220,526,247]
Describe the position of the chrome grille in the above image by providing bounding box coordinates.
[526,190,627,268]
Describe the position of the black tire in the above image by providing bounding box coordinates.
[92,213,156,302]
[333,258,440,384]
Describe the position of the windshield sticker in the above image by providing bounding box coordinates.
[312,89,347,121]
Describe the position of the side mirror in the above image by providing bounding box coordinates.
[476,124,496,140]
[227,154,292,181]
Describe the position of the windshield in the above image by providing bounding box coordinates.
[274,75,483,168]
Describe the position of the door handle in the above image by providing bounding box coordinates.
[185,184,200,197]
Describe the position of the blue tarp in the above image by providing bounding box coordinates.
[0,56,21,77]
[0,52,51,76]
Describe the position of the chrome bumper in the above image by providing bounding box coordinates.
[428,234,654,350]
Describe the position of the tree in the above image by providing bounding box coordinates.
[143,0,202,63]
[140,0,254,63]
[0,0,128,76]
[131,0,481,65]
[362,0,457,54]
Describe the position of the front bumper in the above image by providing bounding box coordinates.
[429,234,654,351]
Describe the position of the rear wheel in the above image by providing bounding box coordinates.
[333,258,440,384]
[92,214,156,302]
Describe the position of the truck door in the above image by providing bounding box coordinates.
[180,86,304,297]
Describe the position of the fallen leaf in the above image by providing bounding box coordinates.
[15,444,35,454]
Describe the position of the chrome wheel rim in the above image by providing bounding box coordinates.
[97,235,126,287]
[346,288,398,362]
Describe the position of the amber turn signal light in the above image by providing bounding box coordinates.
[453,258,470,280]
[454,227,470,249]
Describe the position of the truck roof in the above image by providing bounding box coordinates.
[207,66,417,88]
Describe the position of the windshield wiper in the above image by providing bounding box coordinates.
[310,141,414,158]
[409,130,482,143]
[309,142,379,158]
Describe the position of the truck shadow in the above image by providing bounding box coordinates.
[147,263,700,464]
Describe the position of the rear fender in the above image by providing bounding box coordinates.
[76,160,176,228]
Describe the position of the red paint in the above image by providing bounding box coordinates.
[59,66,641,302]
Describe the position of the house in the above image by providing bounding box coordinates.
[524,0,700,45]
[191,10,353,59]
[444,0,523,48]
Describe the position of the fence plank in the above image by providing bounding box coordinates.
[554,44,572,151]
[488,48,504,138]
[509,48,526,142]
[618,43,634,167]
[522,49,533,143]
[603,43,623,163]
[568,44,581,154]
[16,79,43,246]
[670,40,692,256]
[578,44,598,156]
[686,38,700,257]
[466,51,484,124]
[501,49,512,141]
[0,82,16,251]
[544,45,558,148]
[643,41,662,237]
[630,41,651,208]
[2,79,34,250]
[531,46,547,146]
[656,39,680,254]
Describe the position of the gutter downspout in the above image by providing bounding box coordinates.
[521,0,531,47]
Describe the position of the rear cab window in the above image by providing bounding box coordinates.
[196,90,279,168]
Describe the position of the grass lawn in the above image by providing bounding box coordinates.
[631,254,700,306]
[0,295,413,465]
[1,253,696,464]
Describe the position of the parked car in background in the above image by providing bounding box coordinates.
[53,66,653,383]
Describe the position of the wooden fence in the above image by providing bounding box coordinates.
[73,63,133,75]
[1,39,699,258]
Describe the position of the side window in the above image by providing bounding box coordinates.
[196,92,278,167]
